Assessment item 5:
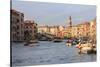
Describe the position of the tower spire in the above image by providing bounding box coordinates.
[69,16,72,27]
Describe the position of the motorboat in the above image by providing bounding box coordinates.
[24,40,38,46]
[76,42,96,54]
[53,37,62,42]
[29,39,38,43]
[66,39,72,46]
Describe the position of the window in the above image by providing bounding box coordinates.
[16,25,19,29]
[12,26,16,31]
[34,26,36,29]
[26,26,28,28]
[17,32,19,34]
[17,19,19,22]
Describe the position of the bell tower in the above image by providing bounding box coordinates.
[68,16,72,27]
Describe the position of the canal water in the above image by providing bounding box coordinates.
[11,41,96,66]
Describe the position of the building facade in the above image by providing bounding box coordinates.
[71,26,78,38]
[11,9,24,42]
[24,20,38,40]
[90,19,96,39]
[77,22,90,38]
[64,22,90,38]
[38,25,50,34]
[38,25,63,37]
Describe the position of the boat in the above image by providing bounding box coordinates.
[53,37,62,42]
[29,39,38,43]
[79,46,93,54]
[39,37,48,41]
[66,39,72,46]
[24,40,38,46]
[66,43,72,46]
[29,43,39,47]
[76,42,96,54]
[24,42,30,46]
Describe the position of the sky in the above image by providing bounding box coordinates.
[12,0,96,26]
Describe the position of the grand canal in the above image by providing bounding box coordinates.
[11,41,96,66]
